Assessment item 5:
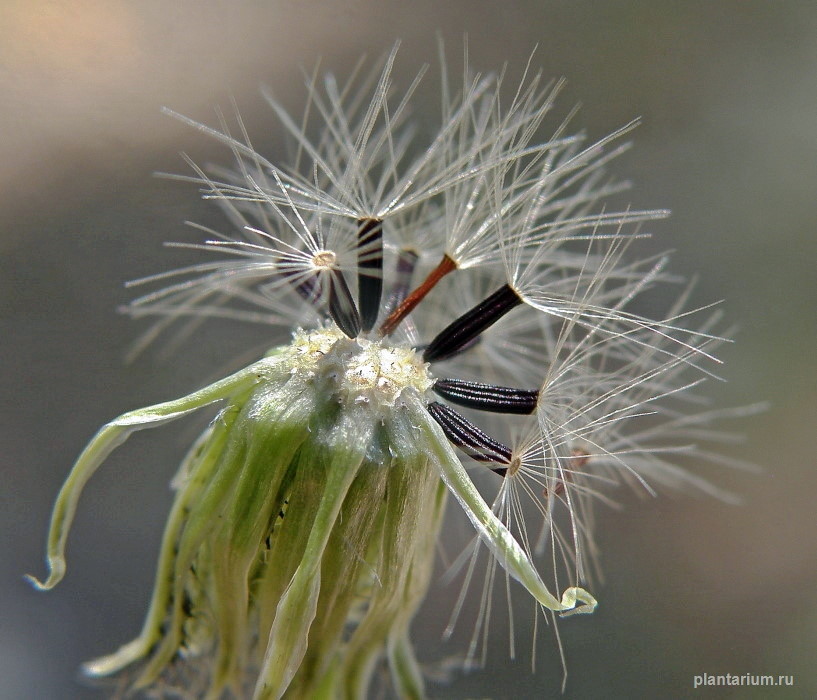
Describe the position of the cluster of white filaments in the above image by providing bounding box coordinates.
[121,43,754,675]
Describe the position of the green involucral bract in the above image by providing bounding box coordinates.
[30,328,595,698]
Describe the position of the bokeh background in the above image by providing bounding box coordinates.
[2,1,816,698]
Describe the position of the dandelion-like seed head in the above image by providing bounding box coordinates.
[30,43,753,699]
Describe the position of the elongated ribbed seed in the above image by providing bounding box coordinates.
[280,267,322,307]
[356,218,383,332]
[427,402,510,476]
[383,249,419,316]
[423,284,522,363]
[380,254,457,336]
[328,268,362,338]
[433,378,538,414]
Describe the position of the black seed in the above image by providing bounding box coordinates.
[415,336,482,356]
[423,284,522,363]
[427,401,511,475]
[434,378,539,414]
[328,268,362,338]
[384,249,419,315]
[279,266,325,310]
[357,218,383,332]
[293,274,322,305]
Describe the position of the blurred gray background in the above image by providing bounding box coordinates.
[2,1,815,698]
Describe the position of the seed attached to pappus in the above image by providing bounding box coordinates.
[30,42,745,699]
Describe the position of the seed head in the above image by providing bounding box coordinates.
[29,44,751,698]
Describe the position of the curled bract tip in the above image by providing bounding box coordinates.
[24,558,65,591]
[557,586,598,617]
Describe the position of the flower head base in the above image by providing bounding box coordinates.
[31,45,747,697]
[30,326,593,698]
